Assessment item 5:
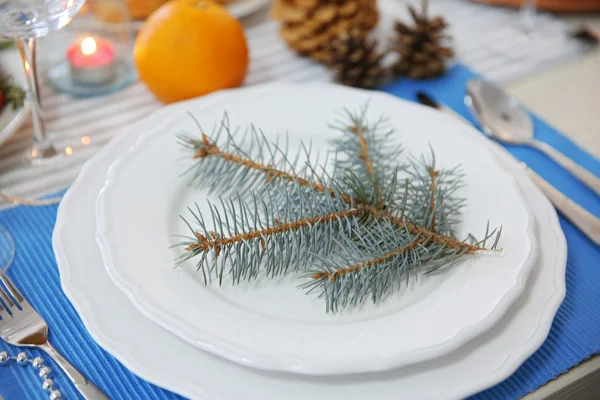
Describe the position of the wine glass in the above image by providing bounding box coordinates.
[0,0,87,163]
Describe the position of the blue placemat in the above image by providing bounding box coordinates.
[1,64,599,400]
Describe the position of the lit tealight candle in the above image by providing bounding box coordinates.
[67,37,117,86]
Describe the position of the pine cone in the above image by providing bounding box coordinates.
[392,0,453,79]
[272,0,379,62]
[327,29,386,89]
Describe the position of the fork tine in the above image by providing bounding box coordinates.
[0,288,8,319]
[0,269,24,304]
[0,284,14,316]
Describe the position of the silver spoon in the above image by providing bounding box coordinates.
[465,79,600,197]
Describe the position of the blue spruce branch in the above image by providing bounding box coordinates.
[176,106,502,311]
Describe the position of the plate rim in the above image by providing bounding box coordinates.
[94,82,537,375]
[52,83,566,399]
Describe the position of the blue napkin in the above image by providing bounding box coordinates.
[1,64,599,400]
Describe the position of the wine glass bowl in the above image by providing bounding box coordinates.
[0,0,86,39]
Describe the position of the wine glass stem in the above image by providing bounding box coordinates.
[15,37,57,159]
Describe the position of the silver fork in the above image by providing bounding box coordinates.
[0,268,108,399]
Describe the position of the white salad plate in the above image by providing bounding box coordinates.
[94,83,536,375]
[53,85,566,399]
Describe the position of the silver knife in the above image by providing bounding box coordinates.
[416,91,600,246]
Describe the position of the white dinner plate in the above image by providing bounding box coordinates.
[95,83,535,374]
[0,48,29,148]
[53,85,566,399]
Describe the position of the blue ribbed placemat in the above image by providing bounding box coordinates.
[1,64,599,400]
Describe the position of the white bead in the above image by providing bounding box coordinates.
[39,366,51,377]
[16,352,28,364]
[0,351,8,364]
[32,356,44,368]
[49,390,62,400]
[42,378,54,391]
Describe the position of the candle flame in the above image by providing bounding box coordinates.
[81,37,97,56]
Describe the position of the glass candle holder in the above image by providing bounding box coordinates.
[43,0,136,98]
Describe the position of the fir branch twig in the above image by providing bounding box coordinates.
[302,218,501,312]
[194,138,478,252]
[179,115,356,204]
[177,180,360,284]
[349,123,382,206]
[186,208,362,252]
[193,134,354,203]
[183,118,487,255]
[329,105,404,208]
[178,107,503,312]
[367,207,482,254]
[311,237,426,282]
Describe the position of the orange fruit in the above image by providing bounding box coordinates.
[134,0,249,103]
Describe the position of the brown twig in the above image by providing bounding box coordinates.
[193,135,355,204]
[366,206,481,254]
[186,209,362,252]
[311,238,425,282]
[349,125,382,206]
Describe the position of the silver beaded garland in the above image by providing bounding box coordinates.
[39,365,51,378]
[42,378,54,391]
[0,351,62,398]
[16,352,28,364]
[32,356,44,368]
